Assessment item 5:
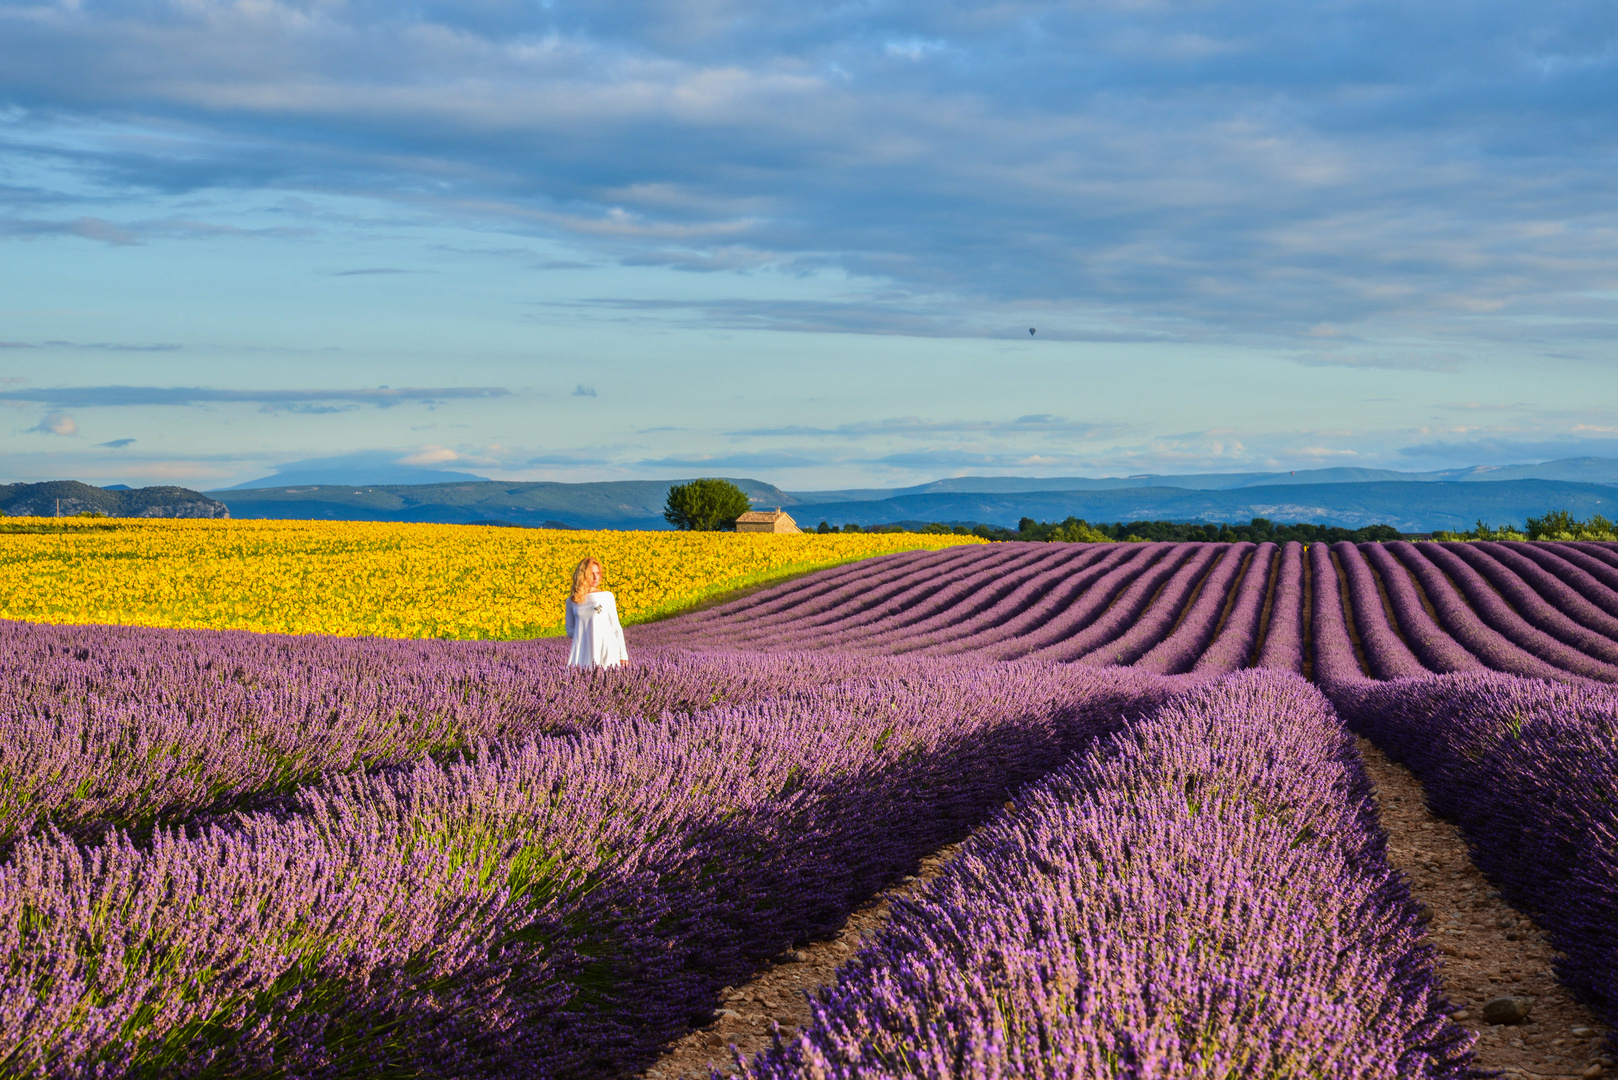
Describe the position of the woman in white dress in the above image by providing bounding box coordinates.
[564,556,628,670]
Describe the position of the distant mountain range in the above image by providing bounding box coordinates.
[197,457,1618,533]
[1,481,229,518]
[4,459,1613,532]
[785,457,1618,500]
[783,480,1617,534]
[224,451,493,489]
[209,478,789,530]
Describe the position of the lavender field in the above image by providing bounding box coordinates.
[3,539,1617,1077]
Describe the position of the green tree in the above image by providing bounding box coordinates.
[1525,509,1615,541]
[663,478,753,531]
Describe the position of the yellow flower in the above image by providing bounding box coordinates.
[0,519,982,639]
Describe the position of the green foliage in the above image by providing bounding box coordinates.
[964,516,1404,544]
[1422,509,1618,541]
[1524,509,1616,541]
[662,478,754,531]
[1430,518,1529,541]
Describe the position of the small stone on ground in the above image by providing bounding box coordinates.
[1360,738,1610,1078]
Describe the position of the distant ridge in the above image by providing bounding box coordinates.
[785,457,1618,501]
[225,451,492,489]
[787,479,1617,533]
[1,481,229,518]
[196,463,1618,533]
[210,478,792,530]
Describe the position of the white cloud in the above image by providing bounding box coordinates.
[396,445,462,466]
[28,411,77,436]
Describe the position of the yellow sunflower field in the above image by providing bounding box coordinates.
[0,518,982,639]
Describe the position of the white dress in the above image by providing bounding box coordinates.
[565,590,628,669]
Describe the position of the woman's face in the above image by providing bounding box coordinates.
[585,562,603,589]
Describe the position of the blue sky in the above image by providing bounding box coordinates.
[2,0,1616,490]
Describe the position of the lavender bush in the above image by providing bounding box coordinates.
[1385,542,1577,681]
[1333,543,1427,680]
[1134,541,1255,673]
[0,659,1170,1079]
[744,671,1473,1079]
[1190,541,1277,674]
[1326,672,1618,1053]
[1437,543,1618,670]
[1069,543,1224,667]
[0,623,947,846]
[1506,542,1618,620]
[1253,541,1305,672]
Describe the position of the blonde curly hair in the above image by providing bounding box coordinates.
[570,557,604,604]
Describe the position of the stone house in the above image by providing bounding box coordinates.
[735,509,802,534]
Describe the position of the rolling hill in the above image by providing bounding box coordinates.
[784,479,1618,534]
[202,466,1618,533]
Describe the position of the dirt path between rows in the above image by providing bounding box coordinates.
[644,739,1613,1080]
[641,838,968,1079]
[1360,738,1613,1079]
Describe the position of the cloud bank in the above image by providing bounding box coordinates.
[0,0,1614,350]
[0,386,511,408]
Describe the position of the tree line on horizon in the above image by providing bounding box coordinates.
[666,478,1614,543]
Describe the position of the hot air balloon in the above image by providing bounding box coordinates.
[1029,327,1036,336]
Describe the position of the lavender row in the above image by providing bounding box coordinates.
[1311,542,1375,687]
[631,546,959,648]
[745,671,1471,1079]
[1324,672,1618,1054]
[1420,543,1618,681]
[1068,542,1224,667]
[1189,541,1277,674]
[702,545,1047,651]
[1025,544,1202,662]
[854,545,1118,654]
[1253,540,1306,671]
[1553,544,1618,595]
[967,544,1169,660]
[885,546,1139,655]
[1443,543,1618,664]
[1570,540,1618,570]
[657,543,1156,658]
[886,544,1190,663]
[749,545,1085,653]
[637,545,1016,648]
[1384,542,1580,681]
[0,660,1174,1079]
[652,541,1303,675]
[1478,542,1618,637]
[1360,543,1486,675]
[1334,543,1427,680]
[1338,542,1618,684]
[1134,541,1255,673]
[0,620,938,846]
[1506,542,1618,621]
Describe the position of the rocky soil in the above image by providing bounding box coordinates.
[642,838,967,1079]
[643,741,1613,1080]
[1361,738,1612,1079]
